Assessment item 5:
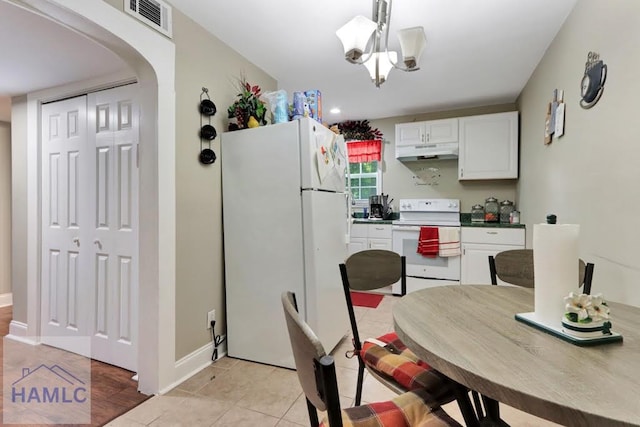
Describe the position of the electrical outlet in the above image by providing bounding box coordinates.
[207,310,216,329]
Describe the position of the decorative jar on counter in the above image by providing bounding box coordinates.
[510,210,520,224]
[484,197,499,222]
[471,204,485,223]
[499,200,515,223]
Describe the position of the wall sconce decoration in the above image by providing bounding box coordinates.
[199,87,217,165]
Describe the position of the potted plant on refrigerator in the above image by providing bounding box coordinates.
[227,75,267,131]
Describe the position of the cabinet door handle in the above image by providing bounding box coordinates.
[460,168,464,177]
[487,231,498,235]
[374,227,384,231]
[421,133,425,143]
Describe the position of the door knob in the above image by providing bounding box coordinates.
[93,239,102,250]
[72,237,80,247]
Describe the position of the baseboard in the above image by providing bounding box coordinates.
[0,292,13,307]
[6,321,39,345]
[159,341,227,395]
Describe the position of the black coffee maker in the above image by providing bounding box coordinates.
[369,194,392,219]
[369,195,384,219]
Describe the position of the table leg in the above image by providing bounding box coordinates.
[479,395,510,427]
[454,386,481,427]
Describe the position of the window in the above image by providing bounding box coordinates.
[348,160,381,206]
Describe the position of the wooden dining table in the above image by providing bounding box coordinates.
[393,285,640,427]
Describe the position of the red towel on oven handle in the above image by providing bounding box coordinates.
[417,227,439,257]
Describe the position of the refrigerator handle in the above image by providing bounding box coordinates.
[344,143,352,246]
[345,192,351,245]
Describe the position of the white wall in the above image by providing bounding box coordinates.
[0,121,11,295]
[517,0,640,305]
[10,97,27,320]
[370,104,518,213]
[0,97,11,122]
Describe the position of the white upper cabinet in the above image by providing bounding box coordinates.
[396,118,458,147]
[458,112,519,180]
[396,122,424,146]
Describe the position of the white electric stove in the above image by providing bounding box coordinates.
[392,199,461,295]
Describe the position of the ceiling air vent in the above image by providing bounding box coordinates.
[125,0,173,38]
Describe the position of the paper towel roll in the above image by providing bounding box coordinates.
[533,223,580,327]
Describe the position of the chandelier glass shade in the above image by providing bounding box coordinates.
[336,0,427,87]
[363,51,397,86]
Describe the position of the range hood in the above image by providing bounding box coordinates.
[395,142,459,161]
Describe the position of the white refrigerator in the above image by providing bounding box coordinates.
[221,117,350,368]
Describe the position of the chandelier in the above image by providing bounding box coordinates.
[336,0,427,88]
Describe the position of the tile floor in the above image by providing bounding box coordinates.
[108,295,561,426]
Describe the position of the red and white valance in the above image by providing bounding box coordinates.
[346,139,382,163]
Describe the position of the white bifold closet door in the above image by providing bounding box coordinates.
[41,85,139,371]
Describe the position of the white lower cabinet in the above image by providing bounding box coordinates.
[460,227,525,285]
[348,223,392,255]
[369,238,392,250]
[349,237,368,253]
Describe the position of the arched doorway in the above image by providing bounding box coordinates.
[8,0,176,394]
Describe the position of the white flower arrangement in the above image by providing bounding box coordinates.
[564,292,610,323]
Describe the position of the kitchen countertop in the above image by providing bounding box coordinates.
[461,222,525,229]
[353,219,524,228]
[351,213,525,227]
[352,212,398,224]
[460,213,525,228]
[352,219,395,225]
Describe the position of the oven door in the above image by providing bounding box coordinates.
[392,225,461,281]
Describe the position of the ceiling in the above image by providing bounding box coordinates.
[0,0,128,121]
[171,0,577,123]
[0,0,577,124]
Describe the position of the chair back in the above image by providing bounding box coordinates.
[341,250,404,291]
[281,292,328,411]
[578,259,586,286]
[282,291,344,426]
[493,249,535,288]
[582,262,595,294]
[340,250,406,351]
[490,249,593,290]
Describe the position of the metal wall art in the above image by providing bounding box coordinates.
[199,87,217,165]
[413,166,441,186]
[580,51,607,109]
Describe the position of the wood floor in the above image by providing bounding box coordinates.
[0,305,150,426]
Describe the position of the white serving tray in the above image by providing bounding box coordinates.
[515,312,623,346]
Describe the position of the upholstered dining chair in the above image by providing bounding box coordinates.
[281,291,462,427]
[488,249,594,292]
[339,250,480,426]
